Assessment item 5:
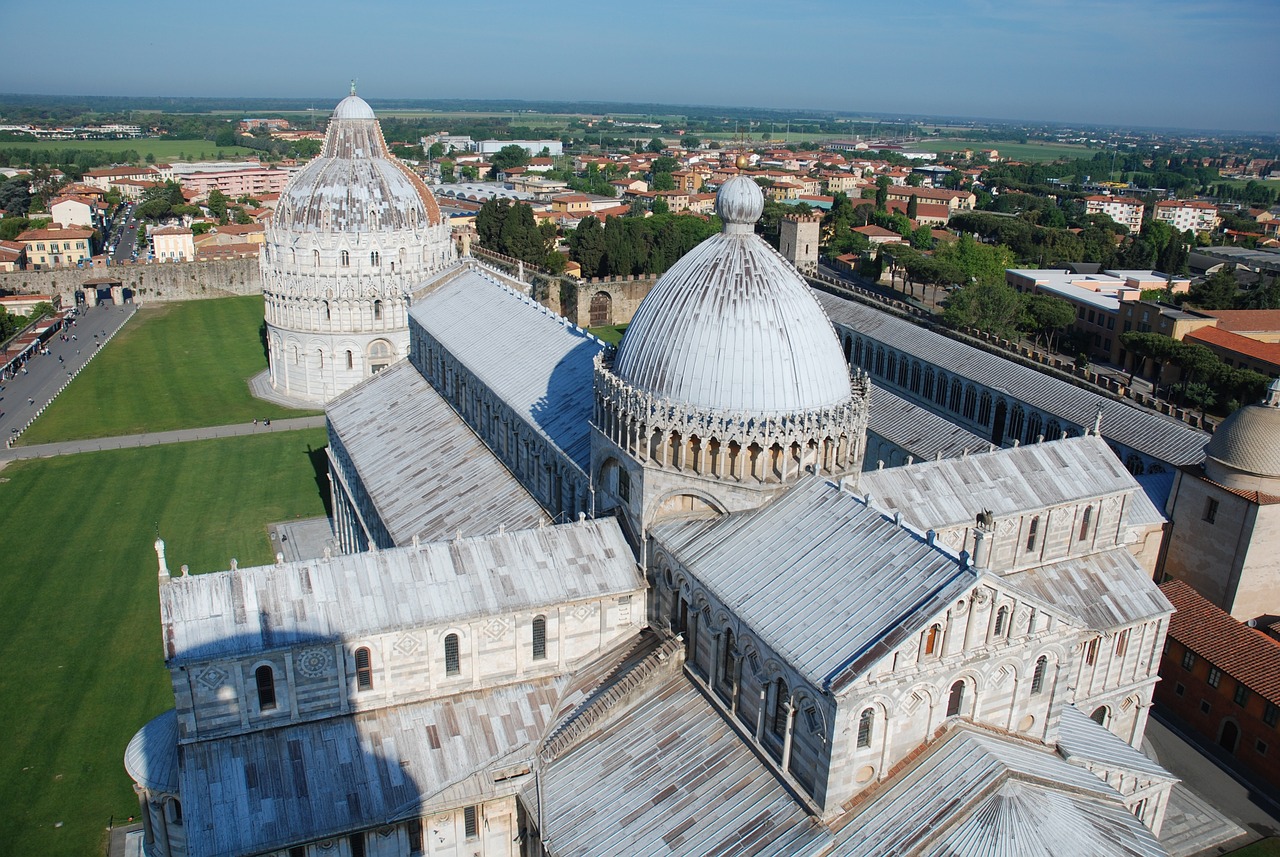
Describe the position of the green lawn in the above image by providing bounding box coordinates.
[0,429,330,857]
[905,138,1096,163]
[0,138,259,163]
[1229,838,1280,856]
[587,324,628,345]
[22,296,318,445]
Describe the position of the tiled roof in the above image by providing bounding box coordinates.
[16,227,94,240]
[1186,325,1280,367]
[1204,309,1280,334]
[1162,579,1280,705]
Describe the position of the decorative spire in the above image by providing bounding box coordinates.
[350,78,357,96]
[154,536,170,583]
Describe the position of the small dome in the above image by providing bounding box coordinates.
[332,94,376,120]
[1204,378,1280,490]
[612,184,852,415]
[716,175,764,228]
[273,92,442,234]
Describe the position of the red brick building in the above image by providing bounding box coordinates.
[1156,579,1280,791]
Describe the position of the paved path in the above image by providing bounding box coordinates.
[0,415,327,462]
[0,302,136,439]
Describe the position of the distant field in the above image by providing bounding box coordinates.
[21,296,318,445]
[0,137,258,163]
[0,429,330,857]
[906,139,1096,162]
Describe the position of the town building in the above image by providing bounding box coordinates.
[127,176,1179,857]
[15,226,94,269]
[884,187,976,211]
[1156,579,1280,791]
[0,239,26,272]
[259,88,455,404]
[1153,200,1221,234]
[49,194,108,230]
[1086,196,1146,233]
[151,227,195,262]
[177,165,291,198]
[83,165,161,191]
[779,212,820,275]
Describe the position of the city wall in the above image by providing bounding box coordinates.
[0,258,262,305]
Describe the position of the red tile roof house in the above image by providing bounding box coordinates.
[1156,579,1280,792]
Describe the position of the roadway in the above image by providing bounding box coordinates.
[0,302,136,440]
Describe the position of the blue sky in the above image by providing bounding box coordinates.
[8,0,1278,132]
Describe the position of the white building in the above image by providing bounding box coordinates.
[1153,199,1221,234]
[260,88,455,404]
[127,177,1179,857]
[151,226,195,262]
[1086,195,1146,233]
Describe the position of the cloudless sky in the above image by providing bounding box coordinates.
[6,0,1278,133]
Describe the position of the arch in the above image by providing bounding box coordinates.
[874,346,886,376]
[1125,453,1145,476]
[354,647,373,690]
[962,384,978,420]
[994,606,1009,637]
[843,336,852,361]
[165,797,183,826]
[771,677,790,737]
[346,350,353,370]
[254,664,277,711]
[444,633,461,676]
[885,351,897,384]
[1031,655,1048,694]
[650,488,727,526]
[373,298,383,321]
[949,377,963,412]
[923,623,942,656]
[312,249,320,268]
[1026,411,1043,443]
[1008,404,1025,441]
[1079,505,1094,541]
[910,360,922,393]
[923,366,936,401]
[340,249,350,267]
[1026,516,1040,552]
[1046,418,1061,440]
[589,291,614,327]
[1091,705,1109,726]
[1218,719,1240,754]
[367,338,394,374]
[857,707,875,748]
[947,680,966,717]
[532,615,547,661]
[977,390,992,426]
[991,399,1008,445]
[370,250,380,267]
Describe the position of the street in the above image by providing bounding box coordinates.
[0,302,137,440]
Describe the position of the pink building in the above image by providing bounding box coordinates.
[179,167,291,198]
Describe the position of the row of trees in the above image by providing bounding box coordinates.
[1120,330,1269,415]
[567,212,719,278]
[474,198,562,272]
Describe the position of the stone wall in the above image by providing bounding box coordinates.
[574,275,657,328]
[0,258,262,305]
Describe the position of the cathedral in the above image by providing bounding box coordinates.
[126,93,1181,856]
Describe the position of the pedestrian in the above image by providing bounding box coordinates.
[28,397,33,405]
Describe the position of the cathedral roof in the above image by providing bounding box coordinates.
[272,91,442,234]
[829,725,1167,857]
[1204,377,1280,485]
[160,518,638,665]
[327,360,548,545]
[611,175,854,415]
[652,477,973,690]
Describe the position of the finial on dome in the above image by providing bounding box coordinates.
[350,78,357,96]
[715,175,764,233]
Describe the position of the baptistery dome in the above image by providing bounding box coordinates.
[612,175,853,414]
[1204,377,1280,492]
[260,88,455,405]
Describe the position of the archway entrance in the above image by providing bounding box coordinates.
[1219,720,1240,754]
[589,291,613,327]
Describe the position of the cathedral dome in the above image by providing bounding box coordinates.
[273,91,442,234]
[1204,378,1280,491]
[611,176,852,415]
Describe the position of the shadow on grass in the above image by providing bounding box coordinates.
[306,444,332,518]
[259,320,270,364]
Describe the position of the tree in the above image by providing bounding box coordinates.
[933,233,1014,287]
[942,279,1026,338]
[647,137,665,153]
[428,142,446,160]
[651,171,675,191]
[1025,294,1075,352]
[490,144,529,174]
[568,215,606,277]
[874,176,890,210]
[906,193,918,220]
[1186,267,1239,310]
[651,195,669,215]
[684,136,701,149]
[1119,331,1178,386]
[0,177,32,217]
[215,125,238,147]
[906,173,923,187]
[206,188,229,224]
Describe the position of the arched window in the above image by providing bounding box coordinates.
[254,665,276,711]
[924,623,941,655]
[897,354,909,387]
[1031,656,1048,694]
[910,360,922,393]
[923,367,936,401]
[722,629,735,683]
[444,633,460,676]
[874,346,885,376]
[886,351,896,382]
[355,647,373,690]
[323,300,331,321]
[962,385,978,420]
[373,299,383,321]
[1047,419,1061,439]
[1091,706,1108,726]
[370,251,380,267]
[340,249,350,267]
[857,708,874,748]
[532,616,547,661]
[978,391,993,426]
[1079,506,1093,541]
[346,350,353,370]
[772,678,789,737]
[994,606,1009,637]
[934,372,949,407]
[949,378,963,412]
[1115,629,1129,657]
[313,249,320,268]
[1085,637,1100,666]
[1026,516,1040,551]
[947,680,965,717]
[166,798,183,826]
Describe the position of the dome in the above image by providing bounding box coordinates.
[272,91,442,234]
[1204,378,1280,489]
[611,177,853,415]
[332,94,376,120]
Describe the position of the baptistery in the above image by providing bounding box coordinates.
[261,87,454,403]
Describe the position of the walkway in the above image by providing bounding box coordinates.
[0,415,327,462]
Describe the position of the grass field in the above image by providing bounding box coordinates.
[0,429,330,857]
[21,296,318,445]
[587,324,628,345]
[0,138,259,163]
[1228,839,1280,856]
